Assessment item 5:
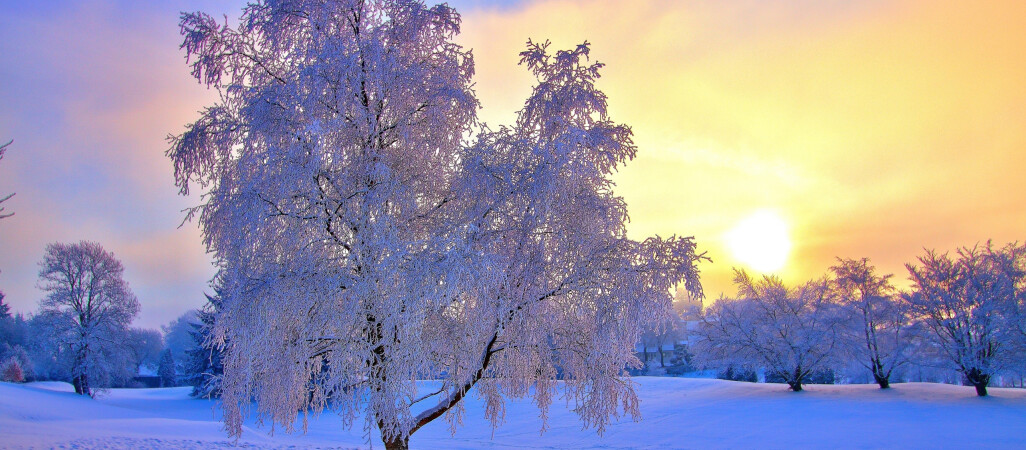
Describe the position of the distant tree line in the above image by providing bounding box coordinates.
[675,241,1026,396]
[4,238,1023,402]
[0,240,223,398]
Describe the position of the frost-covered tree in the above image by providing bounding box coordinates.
[640,322,680,369]
[158,349,176,387]
[36,241,140,396]
[0,293,10,319]
[0,299,29,373]
[0,139,13,220]
[904,242,1026,396]
[185,292,224,398]
[168,1,703,448]
[162,310,199,368]
[126,328,164,375]
[830,258,912,389]
[696,270,840,392]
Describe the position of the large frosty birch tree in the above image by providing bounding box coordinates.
[168,1,703,448]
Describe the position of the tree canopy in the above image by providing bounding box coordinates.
[37,241,139,396]
[169,1,703,448]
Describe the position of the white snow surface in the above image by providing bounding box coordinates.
[2,378,1025,449]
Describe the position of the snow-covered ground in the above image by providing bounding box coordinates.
[2,378,1025,449]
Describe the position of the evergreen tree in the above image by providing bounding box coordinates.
[158,349,176,387]
[0,292,10,319]
[186,293,223,398]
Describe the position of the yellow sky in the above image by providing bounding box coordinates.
[457,0,1026,298]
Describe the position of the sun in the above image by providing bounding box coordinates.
[724,209,791,274]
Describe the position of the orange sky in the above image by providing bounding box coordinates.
[457,0,1026,298]
[1,0,1024,326]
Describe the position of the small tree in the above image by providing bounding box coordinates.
[830,258,912,388]
[640,319,680,369]
[0,293,10,319]
[3,358,24,382]
[36,241,140,396]
[126,328,164,375]
[185,292,224,398]
[158,349,176,387]
[697,270,841,392]
[904,242,1026,396]
[162,310,200,370]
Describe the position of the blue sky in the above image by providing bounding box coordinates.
[0,0,531,329]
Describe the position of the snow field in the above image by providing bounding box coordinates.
[2,377,1025,449]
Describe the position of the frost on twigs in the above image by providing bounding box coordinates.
[830,258,913,389]
[167,1,704,448]
[904,241,1026,397]
[36,241,140,397]
[696,270,841,392]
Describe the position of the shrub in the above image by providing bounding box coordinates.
[3,358,24,383]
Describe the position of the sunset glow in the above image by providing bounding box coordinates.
[725,210,791,274]
[1,0,1024,323]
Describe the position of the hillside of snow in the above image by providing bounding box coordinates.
[2,378,1025,449]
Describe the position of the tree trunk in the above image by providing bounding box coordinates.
[658,347,665,367]
[788,366,804,392]
[974,383,988,397]
[872,359,890,389]
[966,368,990,397]
[383,436,409,450]
[72,346,90,396]
[874,375,890,389]
[72,373,89,396]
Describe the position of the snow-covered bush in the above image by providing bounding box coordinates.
[2,358,24,382]
[0,310,34,381]
[717,366,757,383]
